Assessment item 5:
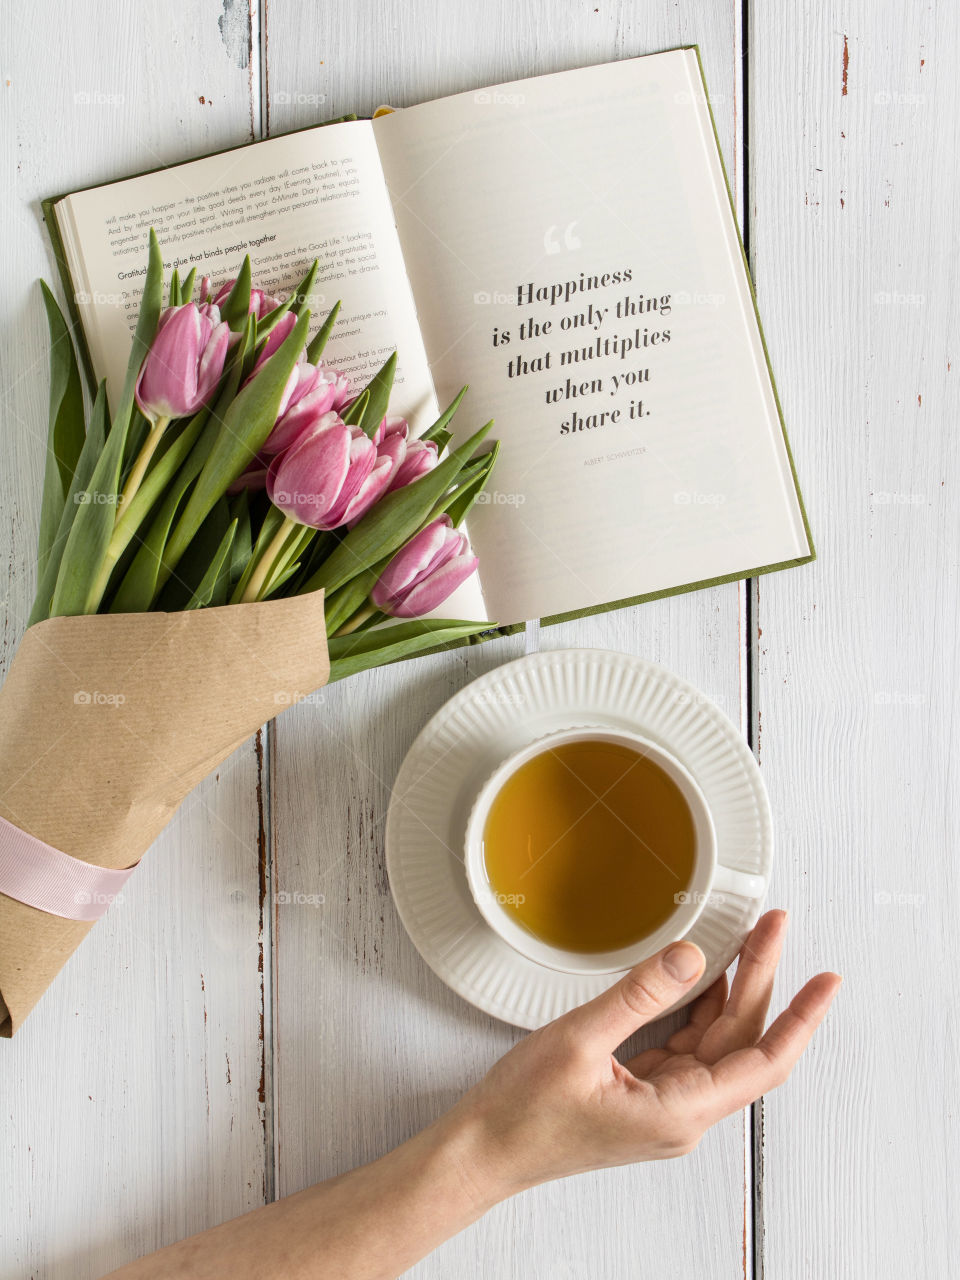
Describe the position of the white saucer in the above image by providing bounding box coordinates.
[384,648,773,1029]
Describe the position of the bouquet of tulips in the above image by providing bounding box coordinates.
[0,232,497,1035]
[31,229,497,661]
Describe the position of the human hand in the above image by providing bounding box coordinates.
[454,910,840,1196]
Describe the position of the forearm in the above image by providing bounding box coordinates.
[103,1104,505,1280]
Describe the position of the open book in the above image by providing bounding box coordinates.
[45,46,813,631]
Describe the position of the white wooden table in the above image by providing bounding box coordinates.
[1,2,956,1276]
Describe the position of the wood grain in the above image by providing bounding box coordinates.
[265,3,752,1276]
[749,2,960,1276]
[0,2,268,1275]
[5,1,947,1276]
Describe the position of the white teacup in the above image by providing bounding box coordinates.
[464,725,764,975]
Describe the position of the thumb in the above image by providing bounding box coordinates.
[563,941,706,1050]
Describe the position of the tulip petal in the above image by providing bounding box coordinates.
[195,321,231,404]
[388,553,479,617]
[371,516,454,605]
[265,371,339,454]
[343,453,396,528]
[387,439,439,492]
[267,418,351,527]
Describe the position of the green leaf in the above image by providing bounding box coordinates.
[218,255,252,330]
[256,259,320,344]
[228,489,252,585]
[110,409,210,555]
[230,504,286,603]
[157,308,310,593]
[37,282,86,580]
[355,352,396,438]
[262,556,305,598]
[180,267,198,303]
[50,229,164,616]
[426,427,452,454]
[321,563,383,633]
[253,299,292,342]
[184,520,237,610]
[303,420,493,596]
[159,496,231,611]
[288,258,319,317]
[261,522,316,599]
[109,429,212,613]
[326,617,494,682]
[340,388,369,427]
[28,381,108,625]
[306,301,341,364]
[438,442,499,527]
[420,386,467,443]
[169,269,181,307]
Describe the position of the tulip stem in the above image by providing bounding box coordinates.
[332,603,379,637]
[81,415,172,613]
[120,415,170,512]
[240,515,301,604]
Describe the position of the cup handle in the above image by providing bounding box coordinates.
[710,864,767,901]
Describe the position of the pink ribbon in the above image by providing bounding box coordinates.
[0,813,137,922]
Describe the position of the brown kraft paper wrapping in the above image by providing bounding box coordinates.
[0,590,329,1036]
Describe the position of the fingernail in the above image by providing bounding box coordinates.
[663,942,704,982]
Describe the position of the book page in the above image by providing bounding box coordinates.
[373,49,812,626]
[57,121,441,432]
[56,121,489,623]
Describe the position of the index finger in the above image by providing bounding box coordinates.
[707,971,842,1114]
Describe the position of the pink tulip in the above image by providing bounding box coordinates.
[373,416,440,493]
[263,364,352,455]
[371,515,478,618]
[135,302,230,421]
[211,277,283,320]
[266,413,394,530]
[388,436,439,492]
[373,415,409,480]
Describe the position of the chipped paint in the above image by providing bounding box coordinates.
[842,35,850,96]
[218,0,250,70]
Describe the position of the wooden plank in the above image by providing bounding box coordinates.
[265,4,752,1275]
[0,2,268,1274]
[749,3,959,1276]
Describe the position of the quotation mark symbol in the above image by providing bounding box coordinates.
[543,222,582,254]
